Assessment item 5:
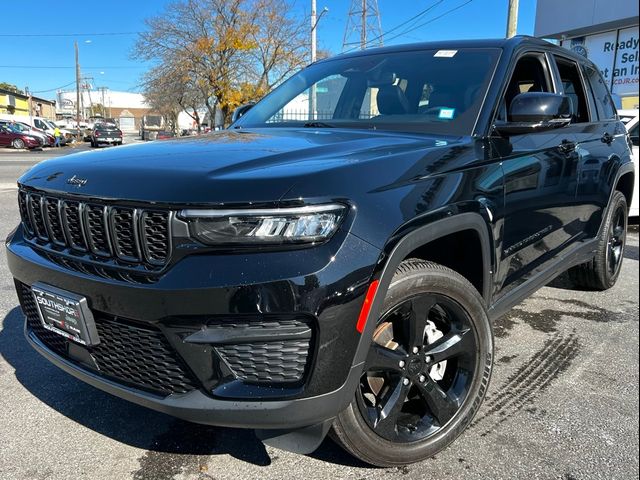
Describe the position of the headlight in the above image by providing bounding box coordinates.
[179,204,346,245]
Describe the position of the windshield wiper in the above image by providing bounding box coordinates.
[303,121,335,128]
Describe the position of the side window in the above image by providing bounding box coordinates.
[581,64,617,120]
[266,74,347,122]
[499,54,552,122]
[553,56,590,123]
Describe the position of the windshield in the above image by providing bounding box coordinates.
[235,47,500,136]
[144,116,163,127]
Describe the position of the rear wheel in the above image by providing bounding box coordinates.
[12,138,25,149]
[331,260,493,466]
[568,191,627,290]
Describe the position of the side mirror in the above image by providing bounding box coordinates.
[231,103,255,124]
[495,92,573,136]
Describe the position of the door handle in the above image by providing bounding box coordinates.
[601,132,614,144]
[559,139,576,154]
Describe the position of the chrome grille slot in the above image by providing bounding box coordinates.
[84,204,111,256]
[17,188,172,272]
[28,193,48,240]
[18,191,34,236]
[110,208,140,261]
[44,197,65,246]
[62,201,88,251]
[141,211,170,265]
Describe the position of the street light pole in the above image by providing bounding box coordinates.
[311,0,317,64]
[506,0,519,38]
[310,1,328,120]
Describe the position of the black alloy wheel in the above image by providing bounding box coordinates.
[331,260,493,466]
[356,293,477,443]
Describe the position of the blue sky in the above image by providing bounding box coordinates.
[1,0,537,100]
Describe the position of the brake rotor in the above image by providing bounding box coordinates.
[367,321,398,396]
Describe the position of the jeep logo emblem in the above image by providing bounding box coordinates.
[66,175,88,187]
[407,358,422,376]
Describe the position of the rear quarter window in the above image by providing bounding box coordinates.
[582,63,617,120]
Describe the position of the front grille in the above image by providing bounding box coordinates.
[217,341,310,383]
[210,317,314,384]
[17,282,197,396]
[18,188,171,268]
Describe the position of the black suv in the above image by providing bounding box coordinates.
[6,37,634,466]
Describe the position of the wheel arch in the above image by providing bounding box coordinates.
[351,211,493,368]
[615,170,635,213]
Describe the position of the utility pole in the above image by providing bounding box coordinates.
[361,0,367,49]
[25,86,33,124]
[506,0,519,38]
[74,41,81,141]
[342,0,383,51]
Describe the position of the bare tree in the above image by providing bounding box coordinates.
[134,0,307,125]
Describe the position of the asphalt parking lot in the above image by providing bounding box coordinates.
[0,147,638,480]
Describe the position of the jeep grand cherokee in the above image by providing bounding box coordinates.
[6,37,634,466]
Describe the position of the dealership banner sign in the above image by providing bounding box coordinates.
[563,26,639,97]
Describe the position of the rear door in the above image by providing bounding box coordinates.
[0,126,12,146]
[492,51,582,296]
[562,59,628,239]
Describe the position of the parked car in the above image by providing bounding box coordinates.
[90,122,123,147]
[6,37,634,467]
[0,121,54,147]
[620,109,639,217]
[0,125,43,149]
[155,130,176,140]
[28,117,74,144]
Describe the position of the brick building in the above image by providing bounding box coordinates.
[56,89,154,132]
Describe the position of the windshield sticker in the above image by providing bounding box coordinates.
[434,50,457,58]
[438,108,456,120]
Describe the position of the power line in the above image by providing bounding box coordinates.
[383,0,474,45]
[31,81,76,93]
[0,31,141,37]
[0,65,146,69]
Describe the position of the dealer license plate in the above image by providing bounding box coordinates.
[31,282,100,346]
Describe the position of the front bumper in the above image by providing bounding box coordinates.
[25,324,363,429]
[7,225,380,429]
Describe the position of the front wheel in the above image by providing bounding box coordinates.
[12,139,25,149]
[331,260,493,466]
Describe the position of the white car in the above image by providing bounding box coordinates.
[619,109,639,218]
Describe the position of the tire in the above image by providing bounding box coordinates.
[12,139,25,150]
[331,260,493,467]
[90,140,97,148]
[568,191,627,290]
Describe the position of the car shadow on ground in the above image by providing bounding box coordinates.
[0,306,363,471]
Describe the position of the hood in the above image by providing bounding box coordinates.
[19,128,462,205]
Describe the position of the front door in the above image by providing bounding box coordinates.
[492,52,582,296]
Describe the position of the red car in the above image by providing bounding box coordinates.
[0,125,43,149]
